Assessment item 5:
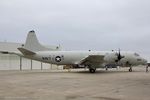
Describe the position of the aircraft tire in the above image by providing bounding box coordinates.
[89,68,96,73]
[129,68,132,72]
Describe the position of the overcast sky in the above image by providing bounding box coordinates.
[0,0,150,61]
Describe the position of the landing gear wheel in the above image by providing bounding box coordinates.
[105,66,108,71]
[129,67,132,72]
[89,68,96,73]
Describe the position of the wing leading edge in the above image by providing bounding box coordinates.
[79,55,105,65]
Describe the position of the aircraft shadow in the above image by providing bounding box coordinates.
[21,69,146,75]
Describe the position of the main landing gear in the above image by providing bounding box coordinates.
[129,66,133,72]
[89,68,96,73]
[87,65,96,73]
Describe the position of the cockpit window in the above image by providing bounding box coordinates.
[134,53,140,56]
[137,59,142,61]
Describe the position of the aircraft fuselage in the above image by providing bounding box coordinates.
[25,51,147,67]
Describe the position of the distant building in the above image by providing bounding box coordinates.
[0,42,62,70]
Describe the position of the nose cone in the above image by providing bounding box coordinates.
[141,58,147,65]
[137,57,147,65]
[143,59,148,65]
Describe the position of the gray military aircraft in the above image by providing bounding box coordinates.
[1,30,147,73]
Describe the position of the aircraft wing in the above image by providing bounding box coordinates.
[79,55,105,65]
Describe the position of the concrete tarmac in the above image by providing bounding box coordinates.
[0,67,150,100]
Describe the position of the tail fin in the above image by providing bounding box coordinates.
[18,30,61,55]
[23,30,49,52]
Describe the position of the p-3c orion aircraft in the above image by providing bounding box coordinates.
[0,31,147,73]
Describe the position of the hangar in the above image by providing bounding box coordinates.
[0,42,63,70]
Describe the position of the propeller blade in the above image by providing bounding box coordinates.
[115,48,124,62]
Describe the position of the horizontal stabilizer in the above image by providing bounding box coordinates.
[0,51,9,54]
[0,50,22,56]
[18,48,36,55]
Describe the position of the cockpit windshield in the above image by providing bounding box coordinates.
[134,53,140,56]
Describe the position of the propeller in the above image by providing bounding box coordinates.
[115,49,124,62]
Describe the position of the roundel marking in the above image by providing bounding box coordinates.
[55,56,61,62]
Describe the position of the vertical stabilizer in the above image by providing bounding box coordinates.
[24,30,50,52]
